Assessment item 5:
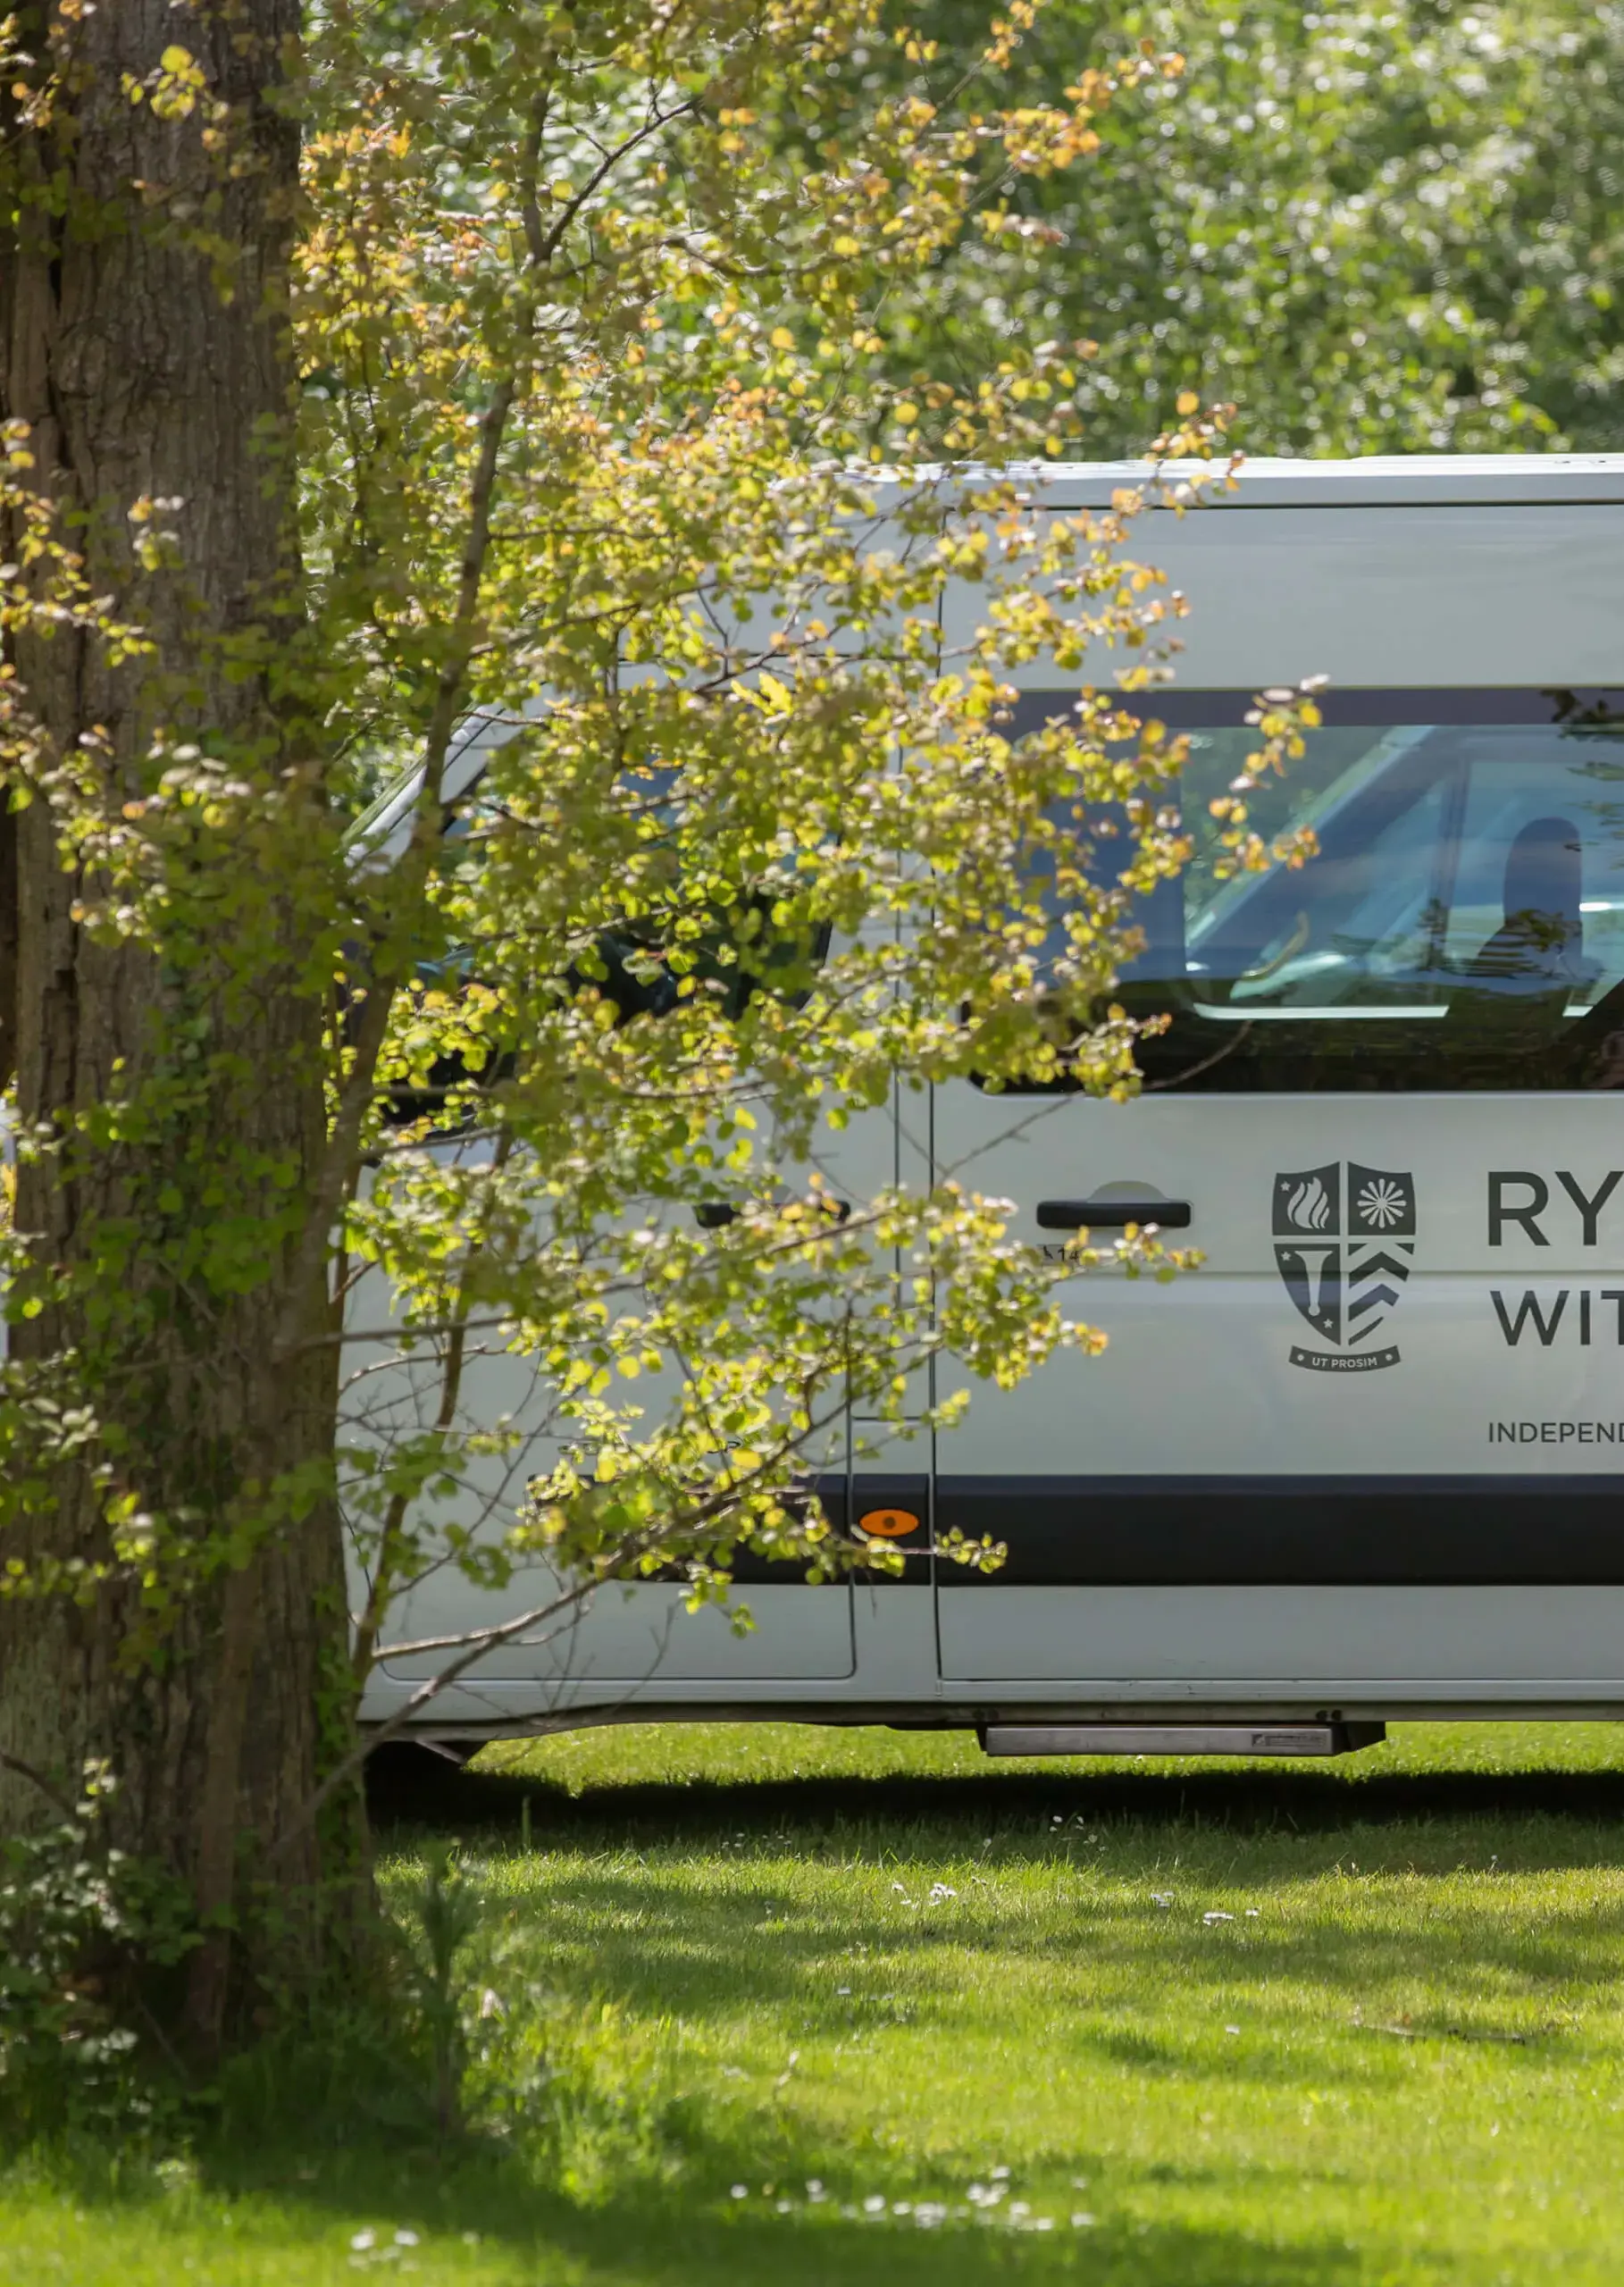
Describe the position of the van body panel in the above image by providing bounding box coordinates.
[933,1263,1624,1480]
[933,1092,1624,1278]
[380,1576,856,1688]
[933,1586,1624,1692]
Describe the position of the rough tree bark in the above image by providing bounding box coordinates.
[0,1,359,2047]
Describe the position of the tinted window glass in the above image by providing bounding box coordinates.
[1008,691,1624,1092]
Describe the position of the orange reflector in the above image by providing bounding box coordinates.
[858,1507,919,1539]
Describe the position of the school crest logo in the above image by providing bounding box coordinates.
[1272,1163,1416,1373]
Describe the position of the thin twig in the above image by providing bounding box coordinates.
[0,1750,77,1820]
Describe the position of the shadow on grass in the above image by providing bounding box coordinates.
[92,2107,1371,2287]
[368,1744,1624,1845]
[414,1856,1624,2090]
[364,1747,1624,2109]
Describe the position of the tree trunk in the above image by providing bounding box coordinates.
[0,2,361,2046]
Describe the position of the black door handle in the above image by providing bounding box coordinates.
[1036,1198,1192,1230]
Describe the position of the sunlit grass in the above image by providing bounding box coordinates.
[4,1722,1624,2283]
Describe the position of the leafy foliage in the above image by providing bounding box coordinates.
[862,0,1624,456]
[0,1763,193,2135]
[291,2,1322,1742]
[0,0,1317,1968]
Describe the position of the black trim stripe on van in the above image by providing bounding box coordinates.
[933,1476,1624,1587]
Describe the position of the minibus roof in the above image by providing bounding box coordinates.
[1020,454,1624,509]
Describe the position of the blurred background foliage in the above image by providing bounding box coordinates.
[850,1,1624,457]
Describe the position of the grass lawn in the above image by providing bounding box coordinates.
[5,1720,1624,2283]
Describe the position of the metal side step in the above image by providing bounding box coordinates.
[980,1722,1385,1759]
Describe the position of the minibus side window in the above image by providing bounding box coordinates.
[993,696,1624,1093]
[384,898,832,1125]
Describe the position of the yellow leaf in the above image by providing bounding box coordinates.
[160,45,195,73]
[1176,389,1200,416]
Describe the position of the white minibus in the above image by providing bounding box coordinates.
[358,454,1624,1762]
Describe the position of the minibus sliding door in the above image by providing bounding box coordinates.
[929,687,1624,1699]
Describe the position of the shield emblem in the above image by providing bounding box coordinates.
[1273,1162,1414,1365]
